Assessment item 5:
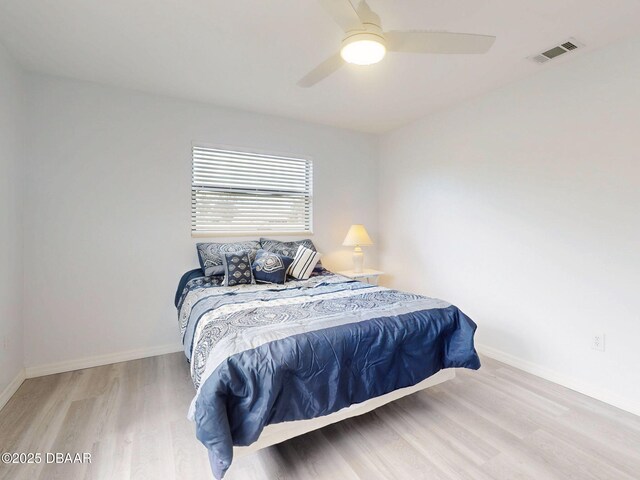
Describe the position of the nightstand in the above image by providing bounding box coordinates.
[336,269,383,285]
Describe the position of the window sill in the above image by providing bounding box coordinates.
[192,231,314,238]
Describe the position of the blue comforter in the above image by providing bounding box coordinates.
[176,271,480,478]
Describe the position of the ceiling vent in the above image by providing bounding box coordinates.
[528,38,584,64]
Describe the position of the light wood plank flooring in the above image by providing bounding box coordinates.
[1,353,638,480]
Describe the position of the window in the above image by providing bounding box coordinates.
[191,145,313,236]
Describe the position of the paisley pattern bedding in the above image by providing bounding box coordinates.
[176,270,480,479]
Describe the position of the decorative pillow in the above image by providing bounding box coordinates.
[222,251,255,286]
[196,241,261,276]
[288,245,323,280]
[260,238,323,269]
[252,250,294,285]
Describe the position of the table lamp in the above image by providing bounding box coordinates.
[342,224,374,273]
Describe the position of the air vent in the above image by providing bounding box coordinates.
[531,54,550,64]
[542,46,567,59]
[528,37,584,65]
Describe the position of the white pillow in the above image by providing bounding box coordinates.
[288,245,323,280]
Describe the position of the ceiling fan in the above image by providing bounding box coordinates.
[298,0,496,87]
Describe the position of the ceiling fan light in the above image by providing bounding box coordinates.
[340,33,386,66]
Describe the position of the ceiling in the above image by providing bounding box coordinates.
[1,0,640,133]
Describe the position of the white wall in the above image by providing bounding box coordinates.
[0,44,24,398]
[379,35,640,413]
[23,75,379,370]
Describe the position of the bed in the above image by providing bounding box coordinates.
[176,268,481,479]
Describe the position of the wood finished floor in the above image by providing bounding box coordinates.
[1,353,639,480]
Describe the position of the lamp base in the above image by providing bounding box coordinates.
[353,246,364,273]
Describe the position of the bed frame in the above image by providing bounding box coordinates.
[234,368,455,457]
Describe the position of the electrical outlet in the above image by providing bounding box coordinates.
[591,333,605,352]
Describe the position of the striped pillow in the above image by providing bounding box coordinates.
[288,245,322,280]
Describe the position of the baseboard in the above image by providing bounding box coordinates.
[0,368,26,412]
[25,343,184,379]
[476,343,639,417]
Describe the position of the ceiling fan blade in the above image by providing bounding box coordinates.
[385,31,496,54]
[297,53,344,88]
[318,0,363,32]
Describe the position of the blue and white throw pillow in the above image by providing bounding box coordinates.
[288,245,323,280]
[222,251,255,286]
[197,241,261,276]
[260,238,323,270]
[252,250,294,284]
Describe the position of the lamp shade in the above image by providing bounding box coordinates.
[342,224,374,247]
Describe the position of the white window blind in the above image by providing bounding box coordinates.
[191,145,313,236]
